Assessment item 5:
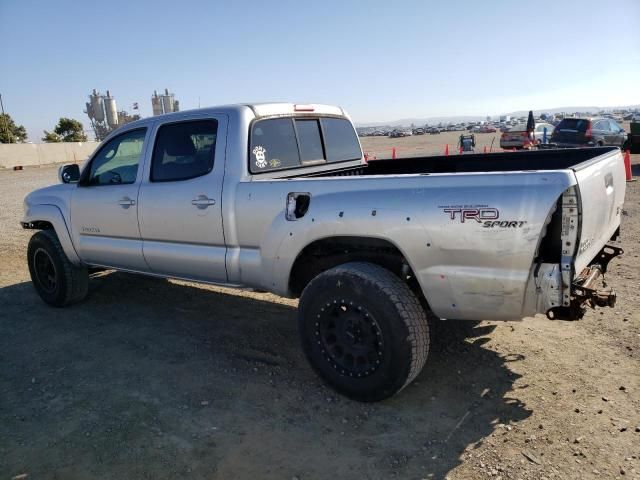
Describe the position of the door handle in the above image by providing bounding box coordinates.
[118,197,136,208]
[191,195,216,209]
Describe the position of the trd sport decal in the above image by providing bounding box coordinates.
[439,205,527,228]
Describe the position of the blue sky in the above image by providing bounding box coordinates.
[1,0,639,140]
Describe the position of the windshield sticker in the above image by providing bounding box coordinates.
[269,158,281,168]
[253,146,267,168]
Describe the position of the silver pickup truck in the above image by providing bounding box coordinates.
[22,103,626,401]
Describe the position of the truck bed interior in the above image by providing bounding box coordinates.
[304,146,618,177]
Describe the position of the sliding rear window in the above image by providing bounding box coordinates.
[249,116,361,173]
[296,119,325,163]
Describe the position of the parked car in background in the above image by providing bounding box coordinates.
[479,126,497,133]
[428,127,441,134]
[500,122,555,149]
[551,118,626,148]
[412,128,425,135]
[389,129,412,138]
[534,122,555,142]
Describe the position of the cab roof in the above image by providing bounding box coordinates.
[124,103,346,126]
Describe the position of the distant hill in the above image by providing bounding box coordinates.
[355,104,640,128]
[505,105,640,117]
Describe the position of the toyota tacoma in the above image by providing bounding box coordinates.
[22,103,626,401]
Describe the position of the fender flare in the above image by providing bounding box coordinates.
[22,204,82,265]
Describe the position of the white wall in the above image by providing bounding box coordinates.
[0,142,99,169]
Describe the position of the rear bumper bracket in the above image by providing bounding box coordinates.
[546,243,623,320]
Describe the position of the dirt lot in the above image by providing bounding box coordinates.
[1,152,639,480]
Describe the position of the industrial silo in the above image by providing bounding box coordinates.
[89,89,105,122]
[104,90,118,128]
[151,91,164,116]
[161,88,174,114]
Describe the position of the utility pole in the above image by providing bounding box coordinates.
[0,93,13,143]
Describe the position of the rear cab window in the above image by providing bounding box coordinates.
[296,119,325,163]
[249,116,361,174]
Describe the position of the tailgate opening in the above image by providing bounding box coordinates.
[546,243,623,320]
[538,179,624,321]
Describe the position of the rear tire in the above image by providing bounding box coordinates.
[28,230,89,307]
[298,262,429,402]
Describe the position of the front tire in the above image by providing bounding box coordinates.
[298,262,429,402]
[28,230,89,307]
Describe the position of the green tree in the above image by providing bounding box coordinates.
[0,113,28,143]
[43,117,88,143]
[42,131,61,142]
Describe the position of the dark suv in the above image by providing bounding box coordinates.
[551,117,626,148]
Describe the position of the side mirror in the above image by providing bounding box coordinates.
[58,164,80,184]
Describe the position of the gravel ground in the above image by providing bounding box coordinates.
[0,154,638,480]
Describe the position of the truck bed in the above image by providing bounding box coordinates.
[304,146,619,177]
[265,145,624,321]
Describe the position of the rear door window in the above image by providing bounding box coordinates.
[151,120,218,182]
[593,120,608,131]
[609,120,621,132]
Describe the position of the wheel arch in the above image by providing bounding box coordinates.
[288,235,428,306]
[22,204,81,265]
